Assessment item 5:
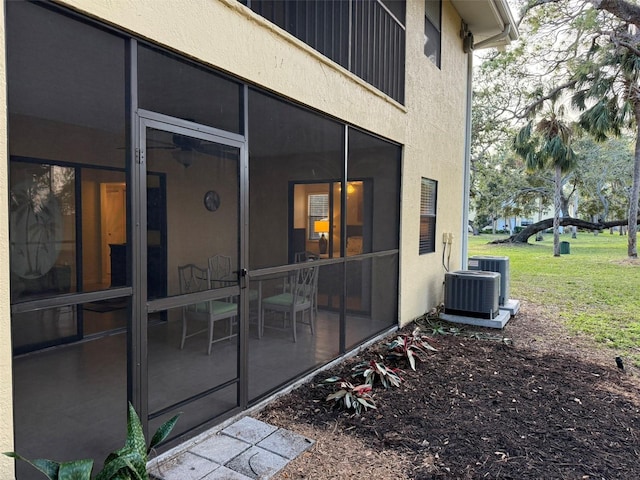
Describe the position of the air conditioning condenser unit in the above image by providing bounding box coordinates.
[444,270,500,319]
[440,270,511,328]
[468,255,520,315]
[468,255,509,305]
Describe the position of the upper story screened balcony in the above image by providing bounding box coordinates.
[241,0,406,104]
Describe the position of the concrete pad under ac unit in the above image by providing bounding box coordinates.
[501,298,521,316]
[439,308,511,329]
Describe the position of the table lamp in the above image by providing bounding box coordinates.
[314,219,329,254]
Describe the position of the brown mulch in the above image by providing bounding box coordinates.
[256,301,640,479]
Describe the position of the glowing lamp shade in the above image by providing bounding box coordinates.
[314,220,329,234]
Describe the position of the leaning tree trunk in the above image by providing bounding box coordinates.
[553,164,562,257]
[490,216,638,244]
[629,105,640,258]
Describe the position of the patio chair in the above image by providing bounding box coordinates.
[209,254,259,302]
[260,264,318,342]
[294,251,319,315]
[294,251,319,263]
[178,264,237,355]
[208,254,233,289]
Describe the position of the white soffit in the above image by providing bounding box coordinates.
[450,0,519,49]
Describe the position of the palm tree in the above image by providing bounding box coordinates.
[513,107,577,256]
[572,27,640,258]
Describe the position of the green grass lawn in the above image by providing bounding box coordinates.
[468,232,640,361]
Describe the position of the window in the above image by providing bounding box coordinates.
[420,178,437,254]
[424,0,441,67]
[308,193,329,240]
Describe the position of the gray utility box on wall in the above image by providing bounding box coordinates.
[468,255,509,306]
[444,270,500,319]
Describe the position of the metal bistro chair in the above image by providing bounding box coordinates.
[178,264,237,355]
[260,264,319,342]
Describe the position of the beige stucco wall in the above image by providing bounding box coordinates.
[0,1,470,473]
[58,0,408,137]
[401,1,469,322]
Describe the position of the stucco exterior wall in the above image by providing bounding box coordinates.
[57,0,408,138]
[0,1,471,474]
[400,1,469,323]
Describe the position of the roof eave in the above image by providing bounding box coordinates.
[450,0,519,50]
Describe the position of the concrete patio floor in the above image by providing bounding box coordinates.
[149,416,314,480]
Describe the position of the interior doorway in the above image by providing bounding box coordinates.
[100,183,126,285]
[290,183,336,261]
[289,180,372,313]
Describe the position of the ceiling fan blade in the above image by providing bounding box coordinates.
[194,142,224,156]
[198,143,241,159]
[172,134,202,151]
[117,138,176,150]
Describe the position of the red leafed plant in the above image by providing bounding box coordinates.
[387,327,437,370]
[352,358,403,389]
[322,377,377,414]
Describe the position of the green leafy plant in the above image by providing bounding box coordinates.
[422,318,462,337]
[352,358,402,389]
[322,377,377,414]
[4,402,179,480]
[387,327,437,370]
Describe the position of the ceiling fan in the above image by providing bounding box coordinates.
[169,135,241,168]
[121,131,238,168]
[167,135,220,168]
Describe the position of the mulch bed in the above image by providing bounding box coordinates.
[258,322,640,479]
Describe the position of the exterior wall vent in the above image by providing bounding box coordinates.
[468,255,510,305]
[444,270,500,319]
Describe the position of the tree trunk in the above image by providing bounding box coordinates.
[629,106,640,257]
[553,164,562,256]
[490,216,638,244]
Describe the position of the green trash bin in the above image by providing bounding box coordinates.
[560,241,570,254]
